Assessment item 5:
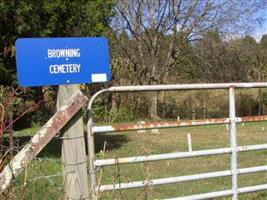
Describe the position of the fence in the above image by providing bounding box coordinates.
[87,83,267,200]
[0,91,88,195]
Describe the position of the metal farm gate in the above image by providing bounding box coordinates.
[87,83,267,200]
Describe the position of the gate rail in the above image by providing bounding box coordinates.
[87,83,267,200]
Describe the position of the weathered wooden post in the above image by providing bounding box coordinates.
[57,85,89,199]
[0,91,87,193]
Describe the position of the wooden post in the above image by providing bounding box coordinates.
[0,91,87,193]
[57,85,89,200]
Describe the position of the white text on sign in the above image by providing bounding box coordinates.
[47,48,81,74]
[49,64,80,74]
[47,48,81,58]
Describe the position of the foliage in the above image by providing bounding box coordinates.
[92,104,133,124]
[0,86,34,125]
[109,107,134,123]
[110,0,267,118]
[1,0,267,121]
[260,34,267,48]
[0,0,114,84]
[109,30,267,119]
[0,0,115,126]
[2,1,267,198]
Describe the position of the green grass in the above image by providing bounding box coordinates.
[96,122,267,199]
[3,121,267,199]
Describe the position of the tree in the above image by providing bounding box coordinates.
[194,33,267,115]
[256,34,267,114]
[260,34,267,48]
[0,0,114,85]
[0,0,114,124]
[194,31,229,82]
[0,1,115,197]
[194,33,260,83]
[111,0,266,119]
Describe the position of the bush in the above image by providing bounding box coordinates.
[92,104,133,124]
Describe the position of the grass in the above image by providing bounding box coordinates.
[3,121,267,199]
[95,122,267,199]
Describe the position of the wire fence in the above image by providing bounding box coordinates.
[0,135,65,200]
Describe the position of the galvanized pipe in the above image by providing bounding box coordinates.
[86,83,267,199]
[87,89,109,199]
[95,144,267,167]
[97,165,267,192]
[98,171,231,192]
[87,89,109,110]
[88,83,267,111]
[165,190,233,200]
[229,87,238,200]
[87,110,97,199]
[92,118,228,133]
[107,82,267,92]
[95,148,230,167]
[164,184,267,200]
[92,115,267,133]
[238,183,267,193]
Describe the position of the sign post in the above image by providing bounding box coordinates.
[16,37,110,199]
[57,85,89,199]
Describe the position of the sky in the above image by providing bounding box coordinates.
[252,8,267,42]
[253,22,267,42]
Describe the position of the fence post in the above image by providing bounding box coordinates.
[187,133,192,152]
[0,91,87,193]
[87,109,97,199]
[57,85,89,200]
[229,87,238,200]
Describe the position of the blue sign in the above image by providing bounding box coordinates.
[15,37,110,86]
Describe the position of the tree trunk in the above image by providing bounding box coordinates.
[162,91,167,118]
[148,92,159,119]
[258,88,263,115]
[203,90,207,119]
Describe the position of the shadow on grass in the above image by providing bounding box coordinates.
[3,132,129,158]
[2,136,62,158]
[93,133,129,154]
[260,193,267,199]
